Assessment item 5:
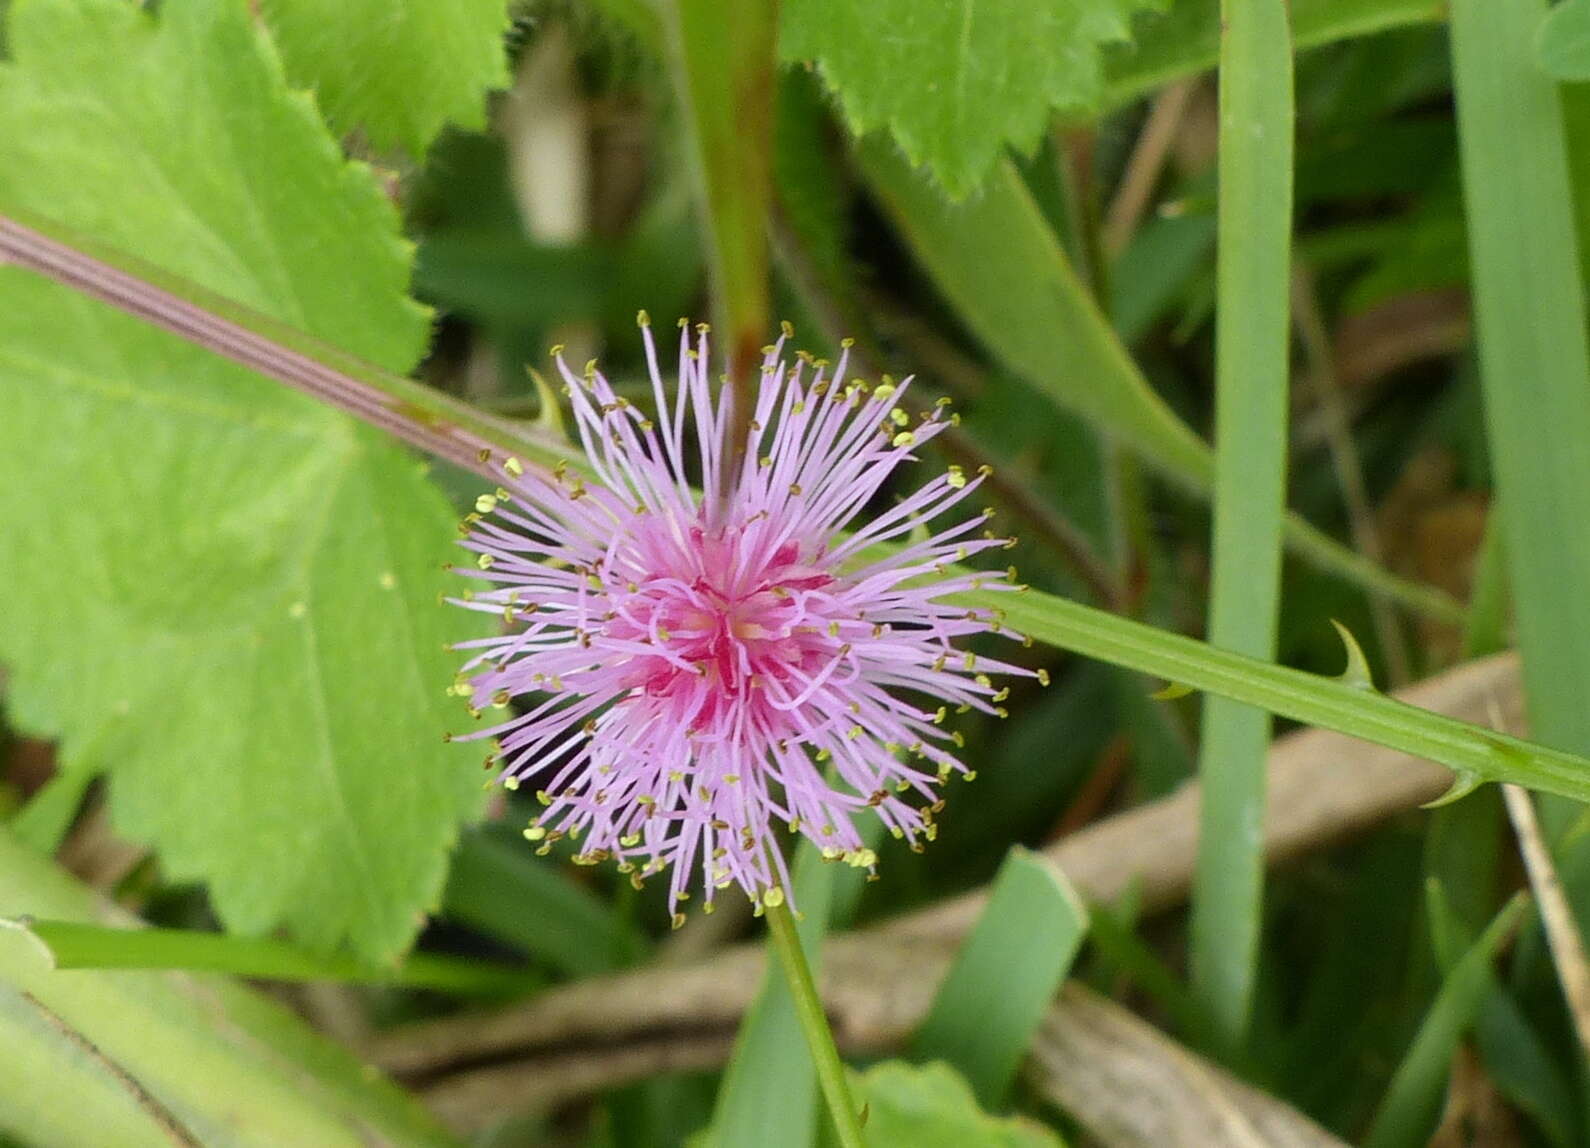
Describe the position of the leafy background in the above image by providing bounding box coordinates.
[1,0,1589,1145]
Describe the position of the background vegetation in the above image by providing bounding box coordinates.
[3,0,1590,1144]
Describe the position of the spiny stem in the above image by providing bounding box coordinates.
[0,209,569,485]
[763,898,866,1148]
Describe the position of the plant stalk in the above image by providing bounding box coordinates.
[763,898,865,1148]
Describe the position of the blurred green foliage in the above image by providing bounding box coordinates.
[1,0,1588,1145]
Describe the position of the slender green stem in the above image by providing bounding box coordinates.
[763,899,866,1148]
[666,0,775,464]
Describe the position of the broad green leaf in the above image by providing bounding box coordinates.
[0,0,486,961]
[781,0,1156,198]
[1537,0,1590,80]
[259,0,510,154]
[0,827,460,1148]
[912,848,1088,1108]
[852,1061,1065,1148]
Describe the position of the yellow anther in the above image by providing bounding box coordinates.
[475,494,498,514]
[892,431,916,447]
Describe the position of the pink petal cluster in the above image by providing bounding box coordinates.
[449,317,1032,916]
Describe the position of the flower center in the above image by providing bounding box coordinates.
[609,526,840,721]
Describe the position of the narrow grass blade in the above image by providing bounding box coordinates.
[857,144,1461,623]
[8,754,96,855]
[1425,875,1580,1148]
[911,848,1089,1108]
[1451,0,1590,834]
[442,828,648,976]
[665,0,775,385]
[1086,901,1212,1044]
[1363,889,1529,1148]
[1188,0,1294,1052]
[2,919,528,996]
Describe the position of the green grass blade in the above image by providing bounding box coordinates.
[1363,889,1530,1148]
[857,144,1460,623]
[911,848,1089,1108]
[1086,902,1213,1044]
[1424,874,1579,1148]
[2,919,529,996]
[665,0,775,383]
[442,828,649,976]
[8,754,96,855]
[1188,0,1294,1052]
[1450,0,1590,811]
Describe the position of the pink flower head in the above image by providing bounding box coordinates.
[449,316,1032,917]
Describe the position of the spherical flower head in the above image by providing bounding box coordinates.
[449,316,1031,917]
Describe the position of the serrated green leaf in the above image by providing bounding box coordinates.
[0,0,486,961]
[259,0,511,154]
[852,1061,1065,1148]
[780,0,1155,198]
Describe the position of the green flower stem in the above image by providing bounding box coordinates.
[764,898,866,1148]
